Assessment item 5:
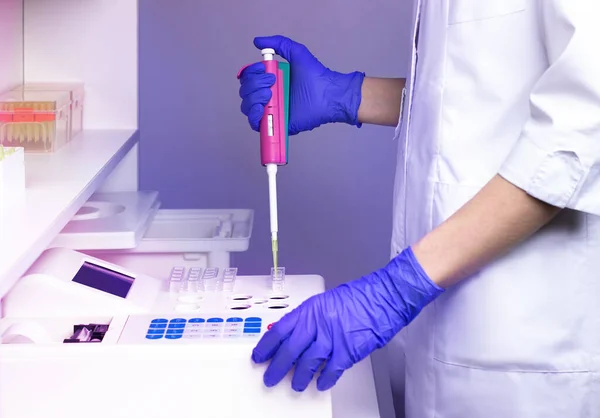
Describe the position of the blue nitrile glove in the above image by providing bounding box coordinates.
[251,247,444,392]
[238,35,365,135]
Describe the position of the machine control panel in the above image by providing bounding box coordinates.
[145,316,263,340]
[118,314,277,345]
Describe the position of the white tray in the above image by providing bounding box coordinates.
[51,191,160,250]
[110,208,253,253]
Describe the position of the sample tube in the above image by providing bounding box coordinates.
[202,267,220,292]
[222,268,238,292]
[186,267,203,292]
[271,267,285,293]
[169,266,185,293]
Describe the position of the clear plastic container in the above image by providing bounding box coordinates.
[12,83,85,142]
[0,146,25,210]
[0,90,71,153]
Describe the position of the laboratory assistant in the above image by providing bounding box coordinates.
[237,1,600,417]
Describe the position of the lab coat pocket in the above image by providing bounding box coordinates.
[448,0,526,25]
[430,182,599,374]
[430,361,595,418]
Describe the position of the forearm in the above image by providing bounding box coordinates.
[357,77,405,127]
[412,175,561,288]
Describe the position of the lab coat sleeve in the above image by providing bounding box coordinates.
[498,0,600,215]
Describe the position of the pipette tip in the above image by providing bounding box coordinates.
[271,238,278,271]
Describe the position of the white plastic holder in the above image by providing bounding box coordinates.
[79,208,254,279]
[0,147,25,213]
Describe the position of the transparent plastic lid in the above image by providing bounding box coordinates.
[15,82,85,100]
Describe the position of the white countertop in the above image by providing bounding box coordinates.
[0,129,138,297]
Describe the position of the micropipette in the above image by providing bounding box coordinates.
[241,48,290,271]
[237,48,290,271]
[259,48,290,271]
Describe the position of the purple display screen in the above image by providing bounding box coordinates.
[72,262,134,298]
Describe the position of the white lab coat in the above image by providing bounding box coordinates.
[388,0,600,417]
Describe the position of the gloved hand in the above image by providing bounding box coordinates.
[238,35,365,135]
[252,247,444,392]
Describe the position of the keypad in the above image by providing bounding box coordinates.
[144,316,263,340]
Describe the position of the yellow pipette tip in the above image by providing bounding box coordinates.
[271,238,278,271]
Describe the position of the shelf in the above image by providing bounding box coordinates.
[0,129,139,297]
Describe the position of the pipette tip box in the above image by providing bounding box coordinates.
[0,89,71,153]
[13,83,85,142]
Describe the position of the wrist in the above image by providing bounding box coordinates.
[325,70,365,127]
[411,239,455,288]
[393,247,445,295]
[378,247,445,323]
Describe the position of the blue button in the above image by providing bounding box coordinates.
[165,334,182,340]
[170,318,187,323]
[226,317,243,323]
[151,318,168,324]
[149,323,167,329]
[168,323,186,329]
[207,318,224,323]
[146,334,163,339]
[245,317,262,323]
[244,327,262,333]
[147,329,165,335]
[166,328,185,334]
[189,318,206,323]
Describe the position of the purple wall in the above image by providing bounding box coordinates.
[139,2,412,417]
